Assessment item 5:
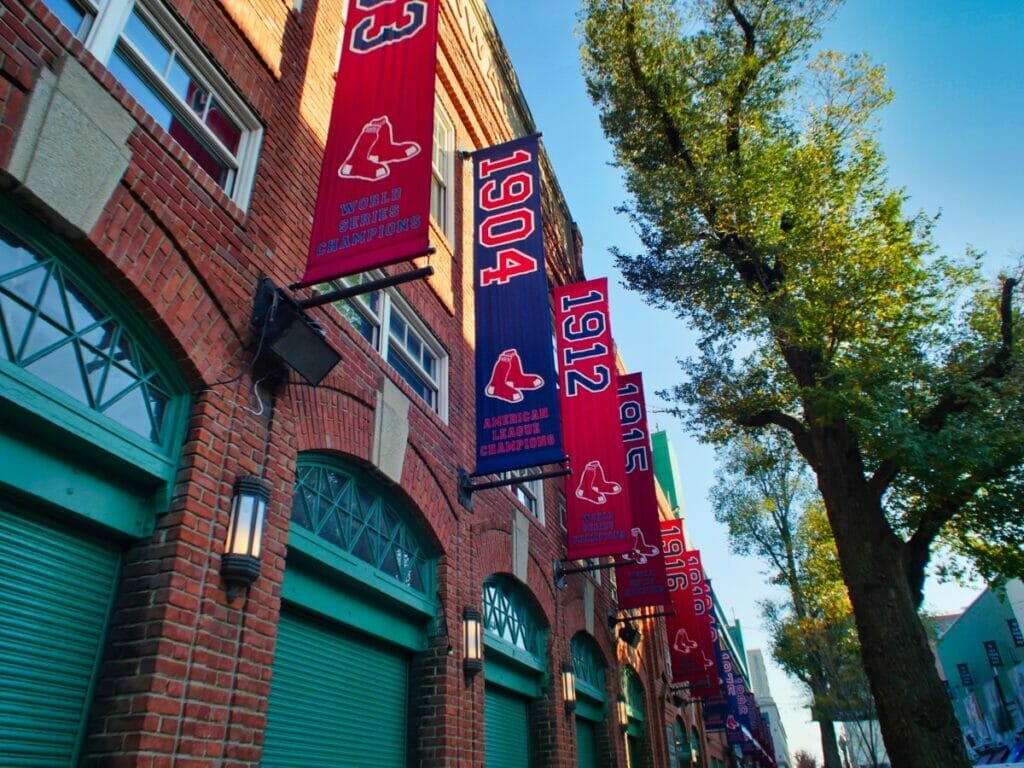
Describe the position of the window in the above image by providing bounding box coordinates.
[323,272,448,416]
[430,105,454,241]
[292,454,436,596]
[0,221,184,450]
[499,468,544,522]
[42,0,262,208]
[483,575,545,659]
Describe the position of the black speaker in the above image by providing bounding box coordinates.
[252,277,341,385]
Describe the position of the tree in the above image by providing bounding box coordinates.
[795,750,819,768]
[578,1,1024,766]
[713,431,879,768]
[711,431,847,768]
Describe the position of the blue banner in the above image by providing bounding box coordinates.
[473,135,562,474]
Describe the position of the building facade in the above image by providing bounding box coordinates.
[0,0,716,766]
[935,580,1024,763]
[747,649,792,768]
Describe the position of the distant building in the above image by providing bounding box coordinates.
[747,649,793,768]
[934,579,1024,763]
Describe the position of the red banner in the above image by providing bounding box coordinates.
[299,0,439,286]
[614,373,670,609]
[660,523,717,688]
[555,278,631,558]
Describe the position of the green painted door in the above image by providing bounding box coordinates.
[485,684,532,768]
[0,503,120,766]
[576,716,599,768]
[262,607,410,767]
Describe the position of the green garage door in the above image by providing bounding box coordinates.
[576,716,599,768]
[0,504,120,766]
[263,608,410,768]
[485,683,532,768]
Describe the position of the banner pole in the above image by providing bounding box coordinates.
[295,264,435,307]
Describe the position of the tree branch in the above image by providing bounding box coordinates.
[724,0,757,156]
[872,276,1015,505]
[738,409,814,461]
[920,276,1018,433]
[621,2,696,175]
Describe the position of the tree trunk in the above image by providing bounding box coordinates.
[809,425,971,768]
[816,717,843,768]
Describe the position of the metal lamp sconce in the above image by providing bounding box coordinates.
[221,476,270,601]
[617,693,629,732]
[561,662,577,713]
[463,607,483,677]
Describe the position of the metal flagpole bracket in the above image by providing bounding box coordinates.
[608,609,675,628]
[457,458,571,512]
[292,259,436,306]
[554,556,635,590]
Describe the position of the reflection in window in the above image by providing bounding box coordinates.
[482,575,544,658]
[0,225,173,445]
[321,273,447,416]
[38,0,260,207]
[292,457,435,596]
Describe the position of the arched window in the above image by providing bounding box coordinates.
[0,223,183,448]
[291,454,436,597]
[483,574,545,661]
[0,205,189,535]
[571,632,607,699]
[622,665,646,734]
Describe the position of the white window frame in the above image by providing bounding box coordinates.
[324,272,449,419]
[52,0,262,210]
[499,468,545,524]
[431,104,455,242]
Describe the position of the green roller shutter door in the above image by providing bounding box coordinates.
[485,684,532,768]
[576,716,599,768]
[0,504,120,766]
[262,607,410,768]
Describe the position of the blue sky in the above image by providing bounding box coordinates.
[485,0,1023,761]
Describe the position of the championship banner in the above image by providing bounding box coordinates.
[614,373,670,610]
[299,0,439,286]
[473,135,562,474]
[555,278,631,558]
[661,522,717,687]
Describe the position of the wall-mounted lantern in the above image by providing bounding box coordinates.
[221,476,270,601]
[562,662,577,713]
[463,607,483,677]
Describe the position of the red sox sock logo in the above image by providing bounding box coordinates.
[574,460,621,505]
[622,526,660,564]
[673,629,698,653]
[484,348,543,403]
[338,115,420,181]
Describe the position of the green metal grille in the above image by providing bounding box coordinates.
[0,226,173,445]
[571,633,607,697]
[291,457,434,595]
[483,575,542,658]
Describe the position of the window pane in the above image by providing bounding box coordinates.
[167,56,202,110]
[387,348,435,407]
[43,0,93,38]
[108,51,174,127]
[205,96,242,154]
[167,116,232,189]
[121,10,172,75]
[339,300,377,345]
